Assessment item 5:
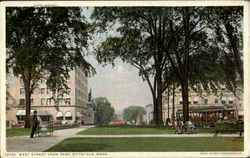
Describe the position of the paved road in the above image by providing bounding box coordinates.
[6,126,242,152]
[6,126,93,152]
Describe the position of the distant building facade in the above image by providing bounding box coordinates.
[145,104,154,125]
[162,85,243,124]
[6,66,88,127]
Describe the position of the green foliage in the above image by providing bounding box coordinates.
[93,97,115,125]
[122,106,146,123]
[6,7,95,98]
[215,123,244,132]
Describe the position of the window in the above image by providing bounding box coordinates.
[20,77,24,84]
[56,112,63,120]
[65,111,72,120]
[47,88,51,94]
[41,98,45,105]
[41,77,46,83]
[221,96,226,104]
[204,96,208,104]
[41,88,45,94]
[66,77,71,82]
[214,97,218,104]
[229,97,234,104]
[19,99,25,105]
[58,98,63,104]
[65,98,71,105]
[221,85,226,91]
[194,97,198,104]
[179,98,183,104]
[30,99,33,105]
[47,98,51,105]
[66,88,71,95]
[20,88,25,95]
[188,97,191,104]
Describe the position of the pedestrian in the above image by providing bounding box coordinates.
[187,120,196,133]
[30,111,40,138]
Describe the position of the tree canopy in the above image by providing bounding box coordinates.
[6,7,95,127]
[122,106,146,124]
[91,7,242,124]
[93,97,115,125]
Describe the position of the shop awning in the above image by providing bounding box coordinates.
[16,110,34,115]
[56,112,63,117]
[65,111,72,117]
[38,111,51,116]
[76,112,83,117]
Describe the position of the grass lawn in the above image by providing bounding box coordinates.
[77,126,215,135]
[6,125,79,137]
[45,137,243,152]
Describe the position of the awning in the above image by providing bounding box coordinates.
[37,111,51,116]
[194,97,198,102]
[221,96,226,101]
[56,112,63,117]
[229,96,234,101]
[76,112,83,117]
[16,110,34,115]
[65,111,72,117]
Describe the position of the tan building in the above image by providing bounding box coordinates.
[162,85,243,124]
[6,66,88,127]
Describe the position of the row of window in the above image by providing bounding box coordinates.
[20,76,71,84]
[19,98,71,106]
[20,88,71,95]
[178,96,234,105]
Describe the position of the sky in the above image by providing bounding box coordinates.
[86,55,153,114]
[82,7,153,114]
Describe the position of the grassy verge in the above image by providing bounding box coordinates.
[6,125,79,137]
[77,125,215,135]
[45,137,243,152]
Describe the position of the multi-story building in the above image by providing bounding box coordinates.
[6,66,88,127]
[162,85,243,125]
[145,104,154,125]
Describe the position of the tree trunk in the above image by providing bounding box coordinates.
[156,72,163,125]
[182,79,189,123]
[167,88,170,119]
[172,85,175,120]
[182,7,190,123]
[224,21,244,85]
[24,79,31,128]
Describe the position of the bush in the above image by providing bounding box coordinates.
[215,123,244,132]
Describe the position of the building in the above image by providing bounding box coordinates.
[162,85,243,124]
[6,66,88,127]
[145,104,154,125]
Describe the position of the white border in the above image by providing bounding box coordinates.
[0,1,249,158]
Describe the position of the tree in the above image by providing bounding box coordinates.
[91,7,241,124]
[6,7,95,128]
[93,97,114,125]
[210,7,243,86]
[122,106,146,124]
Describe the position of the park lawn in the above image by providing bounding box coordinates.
[6,125,79,137]
[45,137,243,152]
[77,126,215,135]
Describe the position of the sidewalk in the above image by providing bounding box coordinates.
[6,126,93,152]
[6,126,242,152]
[73,133,241,138]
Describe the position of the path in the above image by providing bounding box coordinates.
[6,126,93,152]
[6,126,242,152]
[72,133,241,138]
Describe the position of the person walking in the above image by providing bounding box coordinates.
[30,111,40,138]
